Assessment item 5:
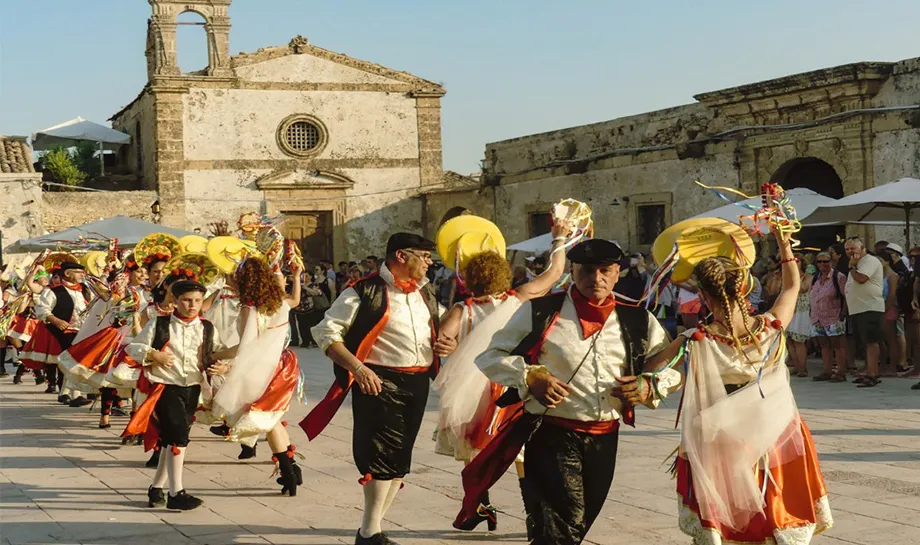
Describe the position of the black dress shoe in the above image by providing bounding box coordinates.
[238,444,257,460]
[147,486,166,507]
[166,490,203,511]
[209,424,230,437]
[355,530,399,545]
[69,396,91,407]
[58,394,72,404]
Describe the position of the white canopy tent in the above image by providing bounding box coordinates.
[803,177,920,247]
[32,116,131,175]
[690,187,837,232]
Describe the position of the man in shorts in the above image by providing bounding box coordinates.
[844,237,885,388]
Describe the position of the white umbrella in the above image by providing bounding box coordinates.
[690,187,837,232]
[507,232,553,253]
[32,117,131,151]
[803,177,920,246]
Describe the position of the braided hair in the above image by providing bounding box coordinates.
[694,256,762,359]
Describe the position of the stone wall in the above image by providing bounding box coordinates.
[0,174,43,243]
[111,90,157,188]
[41,191,158,233]
[481,57,920,253]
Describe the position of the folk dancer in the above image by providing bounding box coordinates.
[464,239,676,545]
[434,219,570,536]
[619,228,834,544]
[210,258,305,495]
[9,268,50,384]
[123,280,227,511]
[300,233,456,545]
[25,262,94,406]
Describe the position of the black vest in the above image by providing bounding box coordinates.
[46,284,90,345]
[497,292,653,411]
[151,315,216,369]
[336,273,440,388]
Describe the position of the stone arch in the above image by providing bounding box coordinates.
[146,0,232,78]
[772,157,845,249]
[175,10,210,74]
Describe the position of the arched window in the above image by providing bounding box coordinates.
[175,11,209,74]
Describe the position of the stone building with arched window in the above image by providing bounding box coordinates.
[109,0,449,263]
[433,57,920,253]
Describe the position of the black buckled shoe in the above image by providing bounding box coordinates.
[58,394,72,404]
[69,396,91,408]
[354,530,399,544]
[210,423,231,437]
[166,490,203,511]
[452,503,498,532]
[238,444,257,460]
[147,486,166,508]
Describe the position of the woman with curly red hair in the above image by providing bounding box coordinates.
[210,257,305,496]
[434,219,571,535]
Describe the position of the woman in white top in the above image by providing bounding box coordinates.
[620,228,833,545]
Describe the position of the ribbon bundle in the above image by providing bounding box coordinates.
[695,181,802,246]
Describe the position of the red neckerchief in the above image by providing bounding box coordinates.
[172,311,199,324]
[63,281,82,292]
[393,278,419,294]
[570,287,615,339]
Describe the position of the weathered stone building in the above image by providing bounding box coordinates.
[0,137,43,244]
[109,0,448,262]
[430,58,920,252]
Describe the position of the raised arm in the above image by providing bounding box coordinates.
[283,265,302,309]
[768,229,800,326]
[515,219,571,302]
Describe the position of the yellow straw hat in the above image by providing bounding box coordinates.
[178,234,209,255]
[436,215,506,274]
[652,217,755,283]
[165,253,221,285]
[43,252,79,274]
[206,236,264,274]
[134,233,182,264]
[81,250,108,277]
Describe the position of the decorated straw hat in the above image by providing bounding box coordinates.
[206,236,264,274]
[237,212,263,240]
[43,252,79,274]
[436,215,506,274]
[256,226,285,268]
[165,253,221,286]
[81,250,108,277]
[178,234,209,255]
[652,218,755,283]
[134,233,182,265]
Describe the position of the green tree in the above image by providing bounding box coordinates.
[72,141,101,178]
[40,147,87,190]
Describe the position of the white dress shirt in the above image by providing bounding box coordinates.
[311,264,436,368]
[127,314,225,387]
[476,288,674,422]
[35,285,89,331]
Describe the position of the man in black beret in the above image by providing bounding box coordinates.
[463,238,677,545]
[302,232,457,545]
[34,261,92,406]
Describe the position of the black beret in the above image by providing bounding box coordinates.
[567,239,624,265]
[59,262,85,272]
[386,232,436,255]
[170,280,207,297]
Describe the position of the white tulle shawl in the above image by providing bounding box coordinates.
[433,297,522,448]
[212,302,290,421]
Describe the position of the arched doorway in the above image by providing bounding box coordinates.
[772,158,845,251]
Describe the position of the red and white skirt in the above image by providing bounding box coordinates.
[19,322,64,370]
[8,315,39,343]
[59,326,127,390]
[223,349,300,447]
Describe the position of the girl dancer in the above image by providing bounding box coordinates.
[619,226,833,544]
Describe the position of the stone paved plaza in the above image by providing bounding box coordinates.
[1,348,919,545]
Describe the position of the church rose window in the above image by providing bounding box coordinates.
[277,114,328,157]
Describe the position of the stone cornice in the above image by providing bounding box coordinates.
[254,168,355,190]
[695,62,894,107]
[231,35,445,95]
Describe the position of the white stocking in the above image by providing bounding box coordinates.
[167,446,187,496]
[151,448,168,489]
[359,479,389,538]
[382,478,403,516]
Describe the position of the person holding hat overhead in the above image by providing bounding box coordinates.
[301,232,457,545]
[462,238,676,545]
[124,280,228,511]
[33,261,94,407]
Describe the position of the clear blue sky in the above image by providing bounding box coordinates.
[2,0,918,174]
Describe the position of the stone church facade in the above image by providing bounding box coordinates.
[433,58,920,252]
[109,0,447,262]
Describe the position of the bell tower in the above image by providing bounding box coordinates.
[146,0,233,80]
